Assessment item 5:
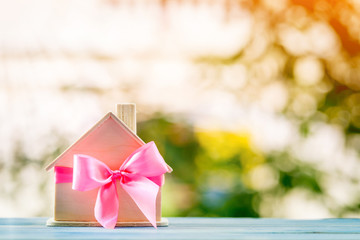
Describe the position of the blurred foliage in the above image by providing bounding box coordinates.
[138,114,325,217]
[136,0,360,217]
[3,0,360,218]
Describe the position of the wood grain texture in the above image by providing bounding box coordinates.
[116,103,136,134]
[54,182,162,222]
[1,218,360,240]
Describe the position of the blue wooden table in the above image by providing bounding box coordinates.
[1,217,360,239]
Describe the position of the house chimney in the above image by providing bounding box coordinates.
[116,103,136,134]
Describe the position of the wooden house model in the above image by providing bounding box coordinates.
[46,104,170,227]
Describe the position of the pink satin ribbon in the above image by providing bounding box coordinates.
[54,141,171,229]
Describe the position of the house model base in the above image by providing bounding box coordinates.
[46,218,169,227]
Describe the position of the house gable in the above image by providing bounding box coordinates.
[45,112,144,171]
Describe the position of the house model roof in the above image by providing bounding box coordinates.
[45,112,144,171]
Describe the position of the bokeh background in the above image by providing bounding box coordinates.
[1,0,360,219]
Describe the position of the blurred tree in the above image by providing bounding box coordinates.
[2,0,360,219]
[136,0,360,218]
[138,115,326,217]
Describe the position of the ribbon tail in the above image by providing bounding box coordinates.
[120,175,159,228]
[95,181,119,229]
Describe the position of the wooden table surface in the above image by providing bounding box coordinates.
[1,217,360,239]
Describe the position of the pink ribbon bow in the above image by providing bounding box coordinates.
[55,141,171,229]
